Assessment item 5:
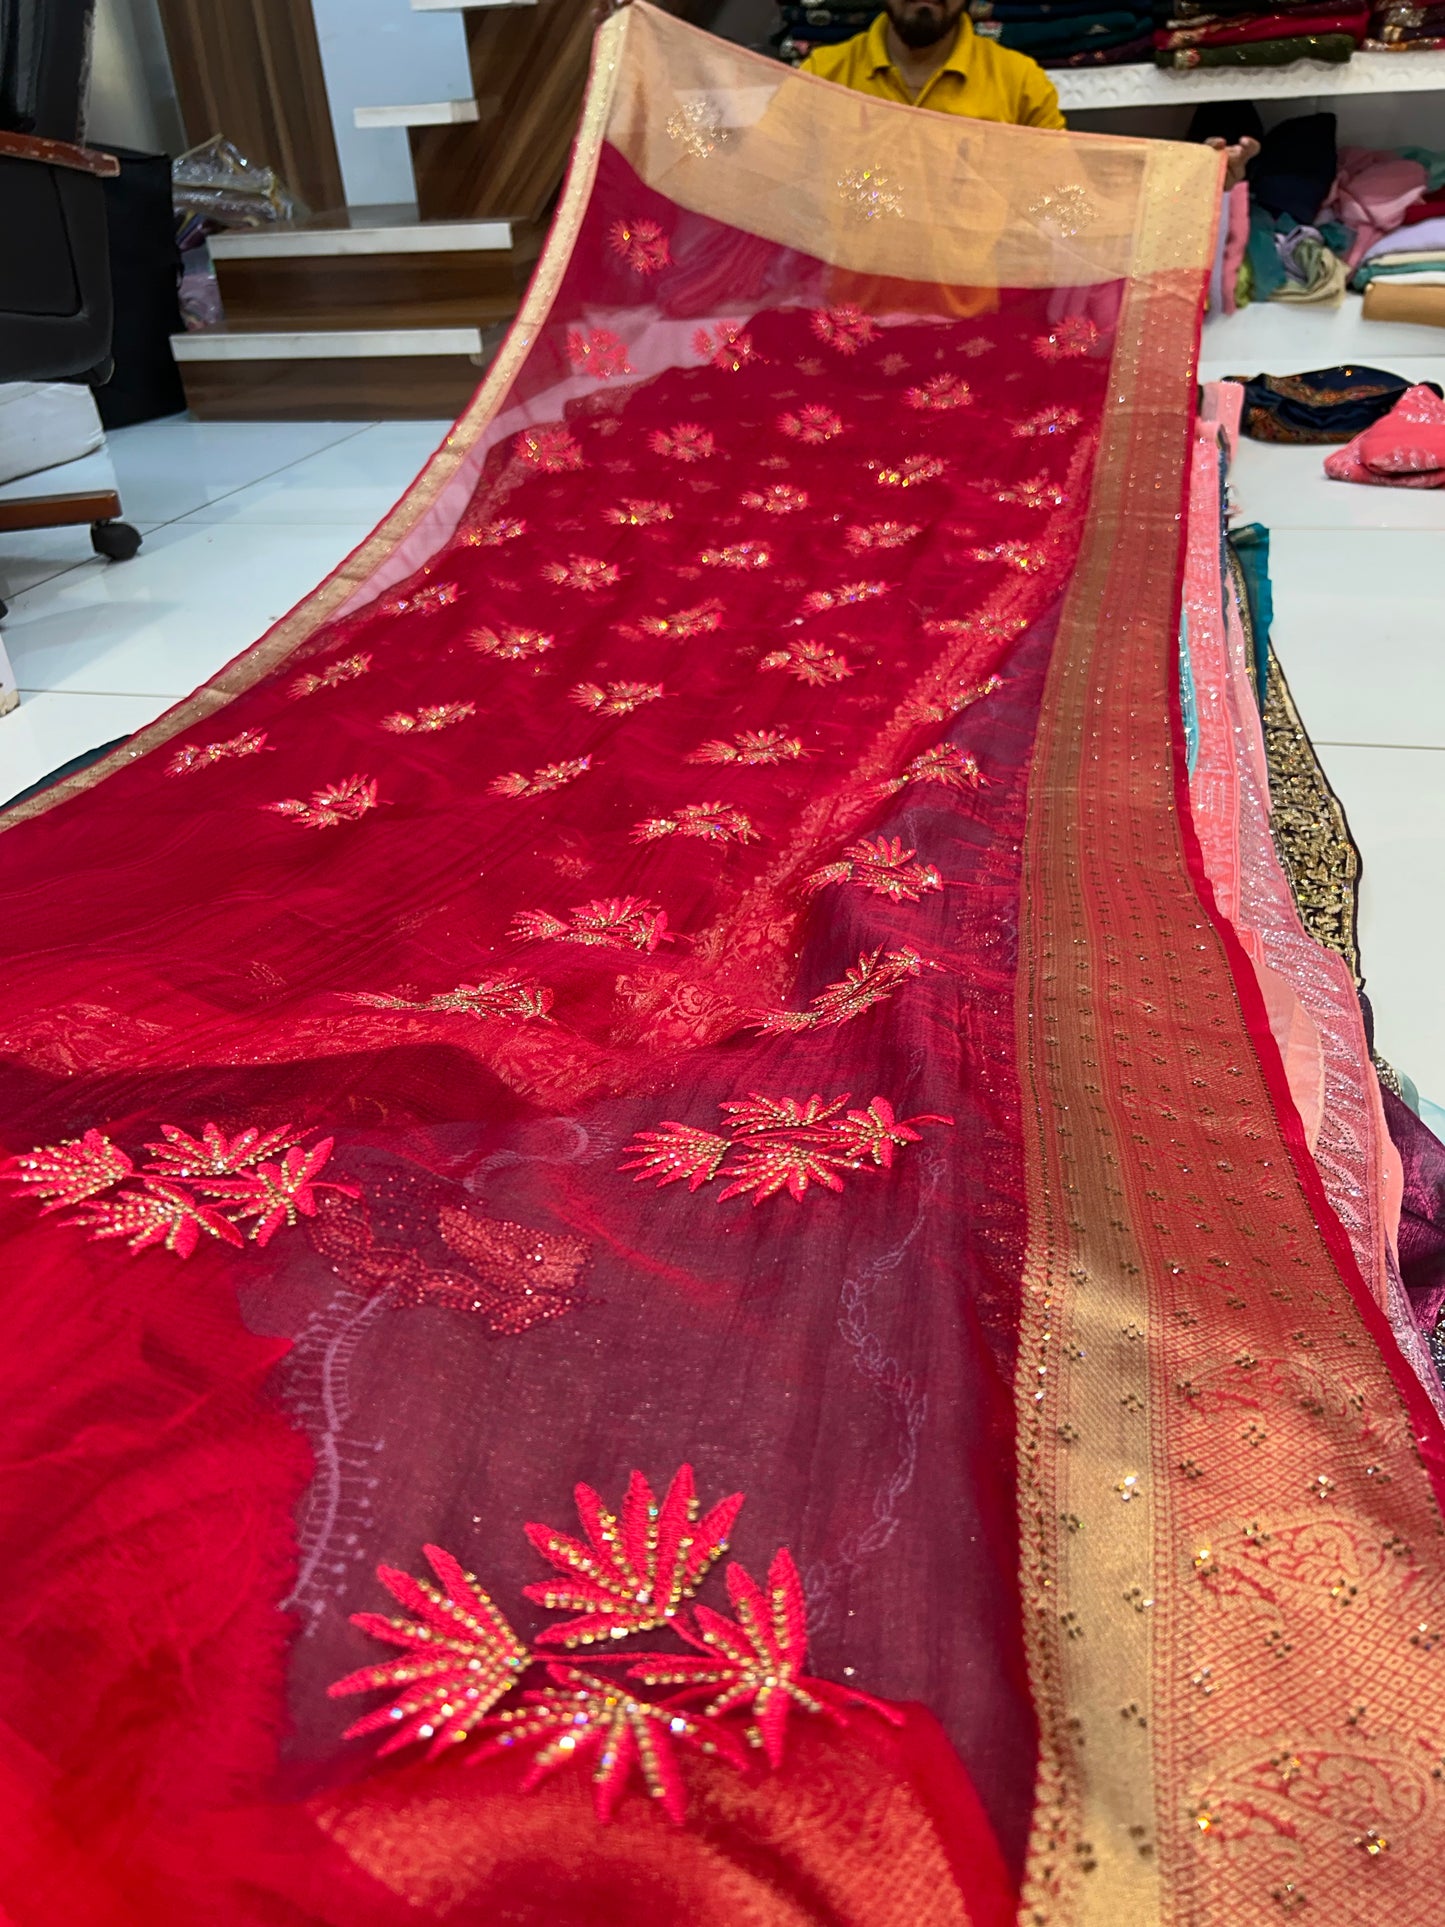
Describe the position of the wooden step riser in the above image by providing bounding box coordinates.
[175,351,496,423]
[213,250,534,331]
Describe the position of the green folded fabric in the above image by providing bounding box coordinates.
[1155,30,1355,59]
[1352,255,1445,287]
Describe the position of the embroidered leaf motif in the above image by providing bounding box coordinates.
[803,834,943,902]
[1,1128,133,1210]
[619,1122,731,1191]
[801,580,888,614]
[1014,405,1081,438]
[692,323,756,372]
[739,484,808,513]
[328,1544,530,1756]
[633,599,723,641]
[143,1121,303,1180]
[566,327,633,379]
[649,423,714,464]
[778,404,842,444]
[845,521,919,553]
[809,304,878,355]
[166,729,268,777]
[196,1137,348,1247]
[382,702,475,734]
[515,424,582,472]
[347,978,553,1021]
[604,499,674,526]
[464,516,526,546]
[832,1096,943,1168]
[699,542,769,571]
[751,947,931,1035]
[688,730,804,766]
[523,1463,745,1649]
[631,801,758,845]
[608,217,670,275]
[70,1180,245,1257]
[716,1138,849,1204]
[989,474,1068,510]
[473,624,553,661]
[888,744,987,793]
[381,581,460,619]
[1033,315,1100,361]
[511,896,674,953]
[290,653,371,699]
[570,680,664,716]
[898,673,1004,726]
[628,1548,903,1766]
[266,774,378,828]
[491,758,591,800]
[473,1667,742,1823]
[759,641,850,686]
[971,540,1047,575]
[541,555,619,593]
[875,454,945,488]
[903,373,972,411]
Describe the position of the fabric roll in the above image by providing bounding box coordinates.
[1040,29,1154,54]
[1362,278,1445,325]
[991,13,1149,48]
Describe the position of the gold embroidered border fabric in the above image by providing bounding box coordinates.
[1015,153,1445,1927]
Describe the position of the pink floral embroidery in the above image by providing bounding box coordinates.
[491,758,591,800]
[809,304,878,355]
[1034,315,1101,361]
[886,744,987,793]
[633,600,723,641]
[1,1120,354,1258]
[759,640,851,685]
[570,680,664,716]
[511,896,674,953]
[622,1092,952,1205]
[800,579,887,615]
[989,474,1068,510]
[347,977,553,1021]
[778,404,843,444]
[166,729,269,777]
[474,624,553,661]
[266,774,378,828]
[845,521,919,553]
[971,540,1047,574]
[688,730,804,766]
[692,323,757,372]
[566,328,633,379]
[604,500,674,526]
[898,673,1004,726]
[381,702,475,734]
[516,425,583,473]
[608,217,671,275]
[803,834,943,902]
[290,652,371,699]
[699,542,770,571]
[465,516,526,547]
[331,1465,900,1822]
[632,801,758,845]
[381,581,460,619]
[740,484,808,513]
[875,454,945,488]
[649,424,715,464]
[1014,406,1081,439]
[751,947,932,1034]
[541,556,620,594]
[903,373,972,411]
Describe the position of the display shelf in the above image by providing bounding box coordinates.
[1054,48,1445,111]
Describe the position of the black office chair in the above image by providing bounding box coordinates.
[0,0,141,621]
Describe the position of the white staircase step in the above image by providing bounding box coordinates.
[411,0,536,10]
[354,98,482,129]
[209,212,514,259]
[171,327,487,363]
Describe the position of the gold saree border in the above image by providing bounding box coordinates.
[1015,152,1445,1927]
[0,13,630,834]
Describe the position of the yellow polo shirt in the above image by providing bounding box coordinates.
[801,14,1065,129]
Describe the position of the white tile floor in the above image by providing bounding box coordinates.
[1,295,1441,1093]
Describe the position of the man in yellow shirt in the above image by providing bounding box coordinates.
[801,0,1064,129]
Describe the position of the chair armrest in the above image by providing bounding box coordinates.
[0,130,121,178]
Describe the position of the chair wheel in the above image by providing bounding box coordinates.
[91,519,142,562]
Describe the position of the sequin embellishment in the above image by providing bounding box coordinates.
[876,454,945,488]
[837,166,903,221]
[800,580,887,614]
[490,758,591,800]
[566,329,633,379]
[622,1093,952,1205]
[846,521,919,553]
[778,404,843,444]
[633,600,723,641]
[971,540,1047,574]
[810,305,878,355]
[266,774,379,828]
[759,640,851,685]
[803,834,944,902]
[989,474,1069,510]
[1,1120,354,1259]
[604,500,674,526]
[291,653,371,699]
[903,374,972,411]
[700,542,770,571]
[330,1464,901,1823]
[381,581,460,619]
[516,425,583,473]
[541,556,620,593]
[570,680,664,716]
[166,729,269,776]
[632,801,758,845]
[474,624,553,661]
[740,484,808,513]
[665,97,728,159]
[886,744,987,792]
[608,218,671,275]
[649,424,716,463]
[693,324,757,372]
[346,977,552,1021]
[1014,406,1082,439]
[752,947,932,1034]
[511,896,675,953]
[898,673,1004,726]
[466,516,526,547]
[1033,316,1101,361]
[381,703,475,734]
[688,730,804,766]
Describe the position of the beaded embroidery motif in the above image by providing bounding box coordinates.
[541,556,620,593]
[604,500,674,527]
[700,542,770,571]
[846,521,919,553]
[632,600,723,642]
[810,305,878,355]
[570,680,664,716]
[904,374,972,411]
[346,977,553,1021]
[778,404,843,444]
[465,516,526,547]
[166,729,269,777]
[381,703,475,734]
[803,835,944,902]
[510,896,675,953]
[266,775,378,828]
[692,324,757,373]
[885,744,987,793]
[632,801,758,845]
[474,624,553,661]
[1033,315,1101,361]
[1014,406,1081,439]
[608,217,671,275]
[291,653,371,700]
[329,1464,901,1822]
[490,758,591,800]
[688,730,805,766]
[649,424,715,463]
[516,425,583,473]
[752,947,932,1034]
[875,454,945,488]
[566,329,633,379]
[759,640,851,685]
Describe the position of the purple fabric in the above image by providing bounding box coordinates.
[1381,1084,1445,1334]
[1360,213,1445,263]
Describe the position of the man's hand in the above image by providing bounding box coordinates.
[1204,134,1261,192]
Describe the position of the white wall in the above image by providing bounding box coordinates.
[311,0,473,208]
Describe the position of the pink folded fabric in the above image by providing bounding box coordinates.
[1324,384,1445,485]
[1221,180,1250,315]
[1322,146,1428,268]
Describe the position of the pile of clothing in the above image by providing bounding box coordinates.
[772,0,880,62]
[1325,381,1445,485]
[1366,0,1445,48]
[1204,111,1354,311]
[1328,144,1445,325]
[971,0,1153,68]
[1153,0,1368,66]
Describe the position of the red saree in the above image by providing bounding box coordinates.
[2,11,1444,1922]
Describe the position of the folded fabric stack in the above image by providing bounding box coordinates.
[1365,0,1445,47]
[1325,383,1445,485]
[772,2,880,63]
[971,1,1153,68]
[1215,112,1352,307]
[1319,142,1445,325]
[1153,0,1368,67]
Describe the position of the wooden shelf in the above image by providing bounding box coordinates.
[1055,48,1445,111]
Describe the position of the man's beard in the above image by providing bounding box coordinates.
[890,1,956,46]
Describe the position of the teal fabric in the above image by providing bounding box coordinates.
[1178,608,1200,776]
[1352,257,1445,288]
[1400,145,1445,193]
[1229,522,1274,710]
[1246,207,1349,301]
